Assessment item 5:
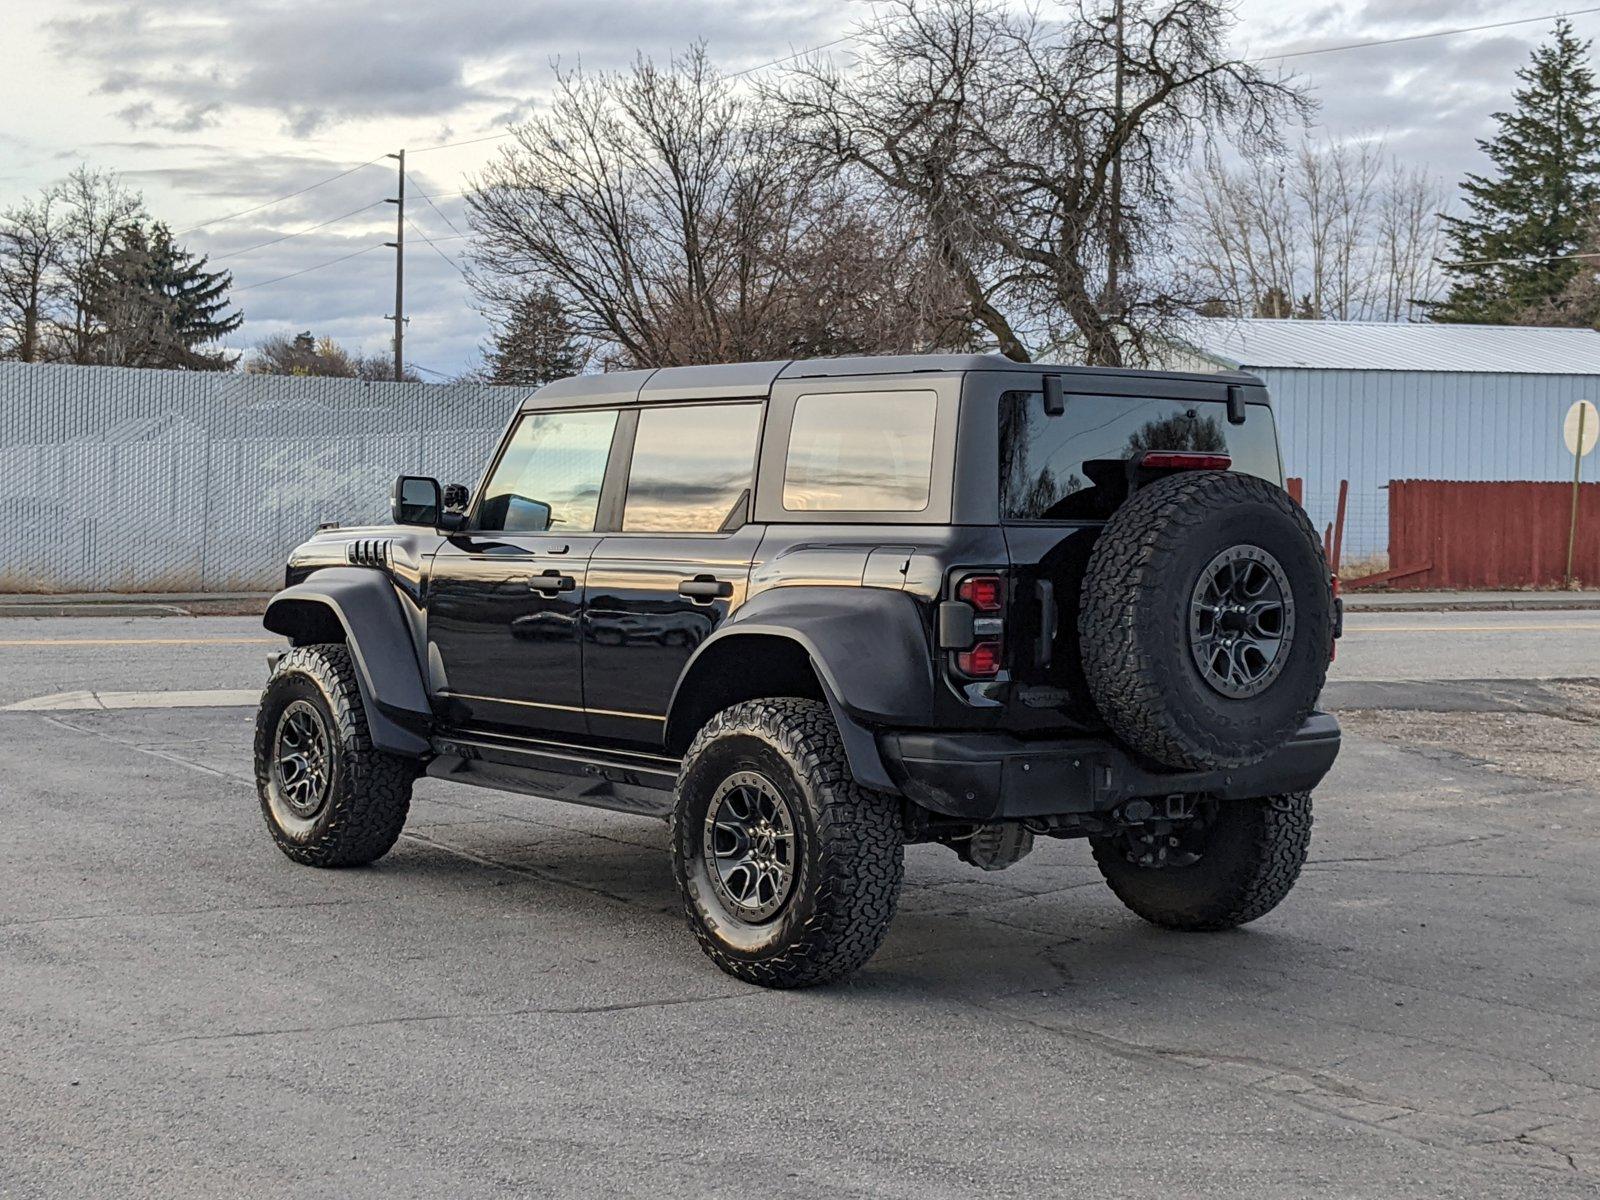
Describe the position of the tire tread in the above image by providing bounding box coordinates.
[254,643,413,867]
[671,698,903,988]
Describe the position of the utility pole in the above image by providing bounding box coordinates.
[384,149,406,382]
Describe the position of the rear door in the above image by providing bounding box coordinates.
[427,406,621,737]
[991,376,1284,728]
[583,401,766,748]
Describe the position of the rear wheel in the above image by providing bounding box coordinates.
[1089,792,1313,931]
[254,644,414,867]
[671,699,903,988]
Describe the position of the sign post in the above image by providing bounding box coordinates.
[1564,400,1598,587]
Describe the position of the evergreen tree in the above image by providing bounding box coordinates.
[89,222,242,369]
[484,289,585,386]
[1434,20,1600,324]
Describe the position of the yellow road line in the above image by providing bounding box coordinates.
[0,637,278,647]
[1349,623,1600,633]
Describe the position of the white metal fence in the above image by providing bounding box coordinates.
[0,362,522,593]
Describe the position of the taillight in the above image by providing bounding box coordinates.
[948,572,1007,680]
[956,640,1003,677]
[1139,451,1232,471]
[957,574,1005,612]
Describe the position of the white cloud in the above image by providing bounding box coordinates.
[5,0,1596,373]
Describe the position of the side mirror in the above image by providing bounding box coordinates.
[391,475,441,527]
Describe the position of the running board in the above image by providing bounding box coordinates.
[426,729,680,819]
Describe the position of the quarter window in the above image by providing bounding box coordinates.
[623,403,763,532]
[783,391,937,512]
[475,408,619,533]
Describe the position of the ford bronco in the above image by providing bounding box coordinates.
[254,354,1340,987]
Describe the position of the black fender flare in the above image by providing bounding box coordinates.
[666,586,937,792]
[262,568,432,757]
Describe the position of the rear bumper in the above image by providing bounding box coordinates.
[878,713,1341,822]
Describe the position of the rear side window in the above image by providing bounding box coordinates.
[476,408,619,533]
[623,403,763,532]
[999,391,1282,521]
[783,390,937,512]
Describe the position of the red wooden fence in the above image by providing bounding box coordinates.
[1366,480,1600,590]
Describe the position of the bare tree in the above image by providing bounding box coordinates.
[772,0,1307,365]
[1375,164,1451,322]
[1185,140,1448,322]
[466,45,972,367]
[51,167,147,363]
[0,191,63,362]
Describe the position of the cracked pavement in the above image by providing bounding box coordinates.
[2,615,1599,1197]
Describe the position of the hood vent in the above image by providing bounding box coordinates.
[347,539,391,569]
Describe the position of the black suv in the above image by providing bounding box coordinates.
[255,354,1340,987]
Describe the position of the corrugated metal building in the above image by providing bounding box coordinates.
[1159,319,1600,559]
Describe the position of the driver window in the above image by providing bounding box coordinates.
[475,408,619,533]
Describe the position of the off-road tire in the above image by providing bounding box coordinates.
[1079,470,1332,770]
[254,643,413,867]
[1090,792,1313,931]
[671,699,903,988]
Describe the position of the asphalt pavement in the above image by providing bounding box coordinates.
[2,612,1598,1197]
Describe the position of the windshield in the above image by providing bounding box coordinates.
[999,390,1283,521]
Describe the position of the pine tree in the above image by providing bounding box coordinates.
[484,289,585,386]
[89,222,242,369]
[1434,20,1600,324]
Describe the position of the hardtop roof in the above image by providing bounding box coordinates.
[518,353,1255,410]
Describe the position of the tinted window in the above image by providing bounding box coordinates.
[999,391,1282,521]
[623,403,763,532]
[476,408,618,533]
[783,391,937,512]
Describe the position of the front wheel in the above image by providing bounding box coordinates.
[254,643,414,867]
[671,699,904,988]
[1089,792,1313,931]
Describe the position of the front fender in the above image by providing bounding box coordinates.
[263,567,432,757]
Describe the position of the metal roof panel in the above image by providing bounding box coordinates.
[1171,318,1600,375]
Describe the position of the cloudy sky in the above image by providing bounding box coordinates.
[4,0,1591,376]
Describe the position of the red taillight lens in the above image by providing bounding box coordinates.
[957,574,1005,612]
[955,640,1003,677]
[1139,451,1232,471]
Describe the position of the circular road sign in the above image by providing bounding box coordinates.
[1565,400,1599,457]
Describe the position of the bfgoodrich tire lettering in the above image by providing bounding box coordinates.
[1079,470,1332,770]
[1090,792,1313,930]
[671,699,904,988]
[254,643,414,867]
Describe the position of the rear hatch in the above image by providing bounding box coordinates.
[994,383,1284,732]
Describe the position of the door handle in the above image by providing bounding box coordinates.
[678,576,733,601]
[528,570,575,593]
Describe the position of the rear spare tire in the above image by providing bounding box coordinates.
[1079,471,1331,770]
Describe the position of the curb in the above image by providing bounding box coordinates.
[1344,597,1600,613]
[0,593,272,619]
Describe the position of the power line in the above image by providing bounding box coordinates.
[405,214,472,283]
[409,132,514,156]
[727,34,857,78]
[1251,5,1600,63]
[211,199,388,263]
[406,173,467,238]
[404,34,862,160]
[233,243,387,293]
[176,156,386,237]
[407,361,455,379]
